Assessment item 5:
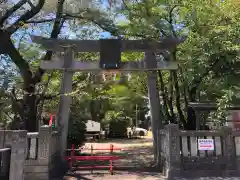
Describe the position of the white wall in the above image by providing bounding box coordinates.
[85,120,101,132]
[226,110,240,129]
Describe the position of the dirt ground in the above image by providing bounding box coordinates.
[63,132,163,179]
[64,171,162,180]
[62,132,240,180]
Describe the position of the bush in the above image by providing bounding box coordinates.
[109,118,128,138]
[67,114,86,148]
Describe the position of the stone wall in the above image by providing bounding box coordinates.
[0,130,27,180]
[159,124,240,179]
[0,126,59,180]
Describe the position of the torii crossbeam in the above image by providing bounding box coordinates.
[32,35,184,163]
[32,36,182,71]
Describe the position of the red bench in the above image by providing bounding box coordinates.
[65,144,122,175]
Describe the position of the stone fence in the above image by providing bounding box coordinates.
[3,124,240,179]
[0,126,58,180]
[0,130,27,180]
[25,126,59,180]
[159,124,240,179]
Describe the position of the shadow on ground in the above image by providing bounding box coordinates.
[79,139,155,168]
[63,138,162,179]
[87,137,153,145]
[64,170,161,180]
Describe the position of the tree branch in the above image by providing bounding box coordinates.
[167,5,178,37]
[42,94,59,100]
[7,0,46,33]
[33,0,65,83]
[0,0,28,27]
[6,33,33,86]
[64,13,158,39]
[25,18,56,24]
[158,70,171,122]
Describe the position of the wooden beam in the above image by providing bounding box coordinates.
[40,60,178,71]
[31,35,185,52]
[188,102,240,111]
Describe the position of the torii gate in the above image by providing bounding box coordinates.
[31,36,184,162]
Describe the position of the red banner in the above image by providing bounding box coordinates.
[48,114,53,127]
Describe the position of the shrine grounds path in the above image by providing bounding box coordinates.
[63,132,162,179]
[62,132,240,180]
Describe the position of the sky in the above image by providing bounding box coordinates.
[0,0,123,84]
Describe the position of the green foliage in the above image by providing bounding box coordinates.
[67,99,88,147]
[67,115,86,148]
[106,111,129,138]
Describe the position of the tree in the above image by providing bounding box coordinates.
[0,0,117,131]
[116,0,240,129]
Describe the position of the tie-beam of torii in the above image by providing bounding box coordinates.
[31,36,184,162]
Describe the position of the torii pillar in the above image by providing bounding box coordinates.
[145,52,163,163]
[31,36,184,163]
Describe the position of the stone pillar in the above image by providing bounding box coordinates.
[145,52,163,164]
[38,126,52,164]
[4,130,27,180]
[56,47,74,159]
[165,124,180,178]
[222,126,235,175]
[0,130,5,148]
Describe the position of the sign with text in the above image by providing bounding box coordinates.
[198,139,214,151]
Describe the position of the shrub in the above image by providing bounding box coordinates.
[109,117,128,138]
[67,114,86,148]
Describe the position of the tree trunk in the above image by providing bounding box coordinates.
[23,94,38,131]
[90,100,101,122]
[172,71,186,127]
[167,72,176,123]
[0,29,38,131]
[22,77,39,132]
[186,86,197,130]
[158,70,171,123]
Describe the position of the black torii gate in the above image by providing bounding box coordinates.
[31,36,184,163]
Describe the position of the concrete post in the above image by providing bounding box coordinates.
[222,126,235,175]
[165,124,180,178]
[38,126,52,163]
[145,52,164,164]
[4,130,27,180]
[56,47,74,159]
